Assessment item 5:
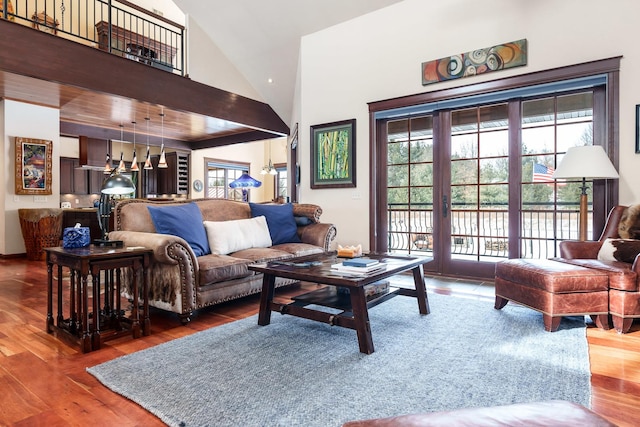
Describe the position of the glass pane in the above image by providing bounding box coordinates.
[522,127,555,154]
[451,184,478,209]
[522,97,554,127]
[522,155,555,183]
[521,183,555,210]
[388,164,408,187]
[410,163,433,186]
[452,108,478,132]
[410,116,433,138]
[387,119,408,142]
[388,141,409,164]
[479,184,509,207]
[479,130,509,157]
[479,158,508,184]
[409,186,433,206]
[388,187,408,206]
[479,104,508,129]
[557,122,592,152]
[557,92,592,124]
[410,139,433,162]
[451,159,477,185]
[451,134,477,159]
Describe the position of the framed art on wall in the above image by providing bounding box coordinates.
[636,104,640,153]
[15,137,53,195]
[310,119,356,189]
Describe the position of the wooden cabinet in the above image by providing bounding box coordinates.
[141,157,158,197]
[89,170,106,194]
[79,136,111,169]
[157,152,190,195]
[60,157,88,194]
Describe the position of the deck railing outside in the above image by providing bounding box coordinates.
[388,202,583,260]
[2,0,184,75]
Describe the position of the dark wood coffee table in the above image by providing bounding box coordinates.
[248,252,431,354]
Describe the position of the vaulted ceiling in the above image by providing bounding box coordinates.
[172,0,404,125]
[0,1,402,149]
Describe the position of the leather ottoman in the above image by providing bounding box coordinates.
[341,400,616,426]
[494,258,610,332]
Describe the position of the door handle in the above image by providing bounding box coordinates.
[443,195,448,218]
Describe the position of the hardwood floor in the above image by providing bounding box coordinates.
[0,257,639,426]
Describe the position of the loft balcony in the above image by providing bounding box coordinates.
[0,0,289,149]
[2,0,184,75]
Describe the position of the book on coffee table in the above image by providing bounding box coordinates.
[337,280,390,297]
[330,262,386,275]
[342,258,379,268]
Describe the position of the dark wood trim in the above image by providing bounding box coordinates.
[369,57,620,279]
[507,100,522,258]
[368,57,622,113]
[370,117,386,252]
[435,110,449,275]
[190,131,284,150]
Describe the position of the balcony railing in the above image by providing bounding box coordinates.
[388,202,583,260]
[2,0,184,75]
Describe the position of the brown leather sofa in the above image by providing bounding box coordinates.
[342,400,616,426]
[109,198,336,324]
[556,205,640,333]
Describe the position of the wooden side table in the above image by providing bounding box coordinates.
[45,246,152,352]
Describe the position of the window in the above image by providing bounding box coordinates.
[370,58,620,279]
[275,163,288,201]
[204,159,249,201]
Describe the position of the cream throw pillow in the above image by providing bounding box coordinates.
[203,216,272,255]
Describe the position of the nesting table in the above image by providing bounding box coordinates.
[45,246,152,352]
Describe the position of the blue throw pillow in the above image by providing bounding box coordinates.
[249,203,302,245]
[147,203,211,256]
[294,215,313,226]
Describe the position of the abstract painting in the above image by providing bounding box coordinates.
[422,39,527,85]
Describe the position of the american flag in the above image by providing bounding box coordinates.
[533,163,555,183]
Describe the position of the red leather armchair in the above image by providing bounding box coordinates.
[558,205,640,333]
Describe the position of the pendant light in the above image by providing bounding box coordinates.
[261,140,277,175]
[130,120,139,171]
[103,138,111,174]
[117,124,126,172]
[157,107,168,168]
[103,152,112,174]
[144,116,153,170]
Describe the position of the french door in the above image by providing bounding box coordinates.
[382,89,609,279]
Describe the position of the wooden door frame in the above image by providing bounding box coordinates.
[369,57,620,279]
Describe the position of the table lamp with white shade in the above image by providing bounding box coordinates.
[552,145,619,241]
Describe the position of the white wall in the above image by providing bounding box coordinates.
[185,16,262,102]
[1,100,60,255]
[298,0,640,250]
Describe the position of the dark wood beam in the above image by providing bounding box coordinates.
[190,130,283,149]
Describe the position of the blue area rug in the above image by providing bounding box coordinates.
[87,292,591,427]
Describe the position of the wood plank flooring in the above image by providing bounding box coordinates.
[0,257,639,426]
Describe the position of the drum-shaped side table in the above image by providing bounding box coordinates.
[18,208,63,260]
